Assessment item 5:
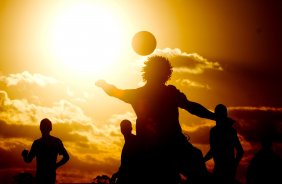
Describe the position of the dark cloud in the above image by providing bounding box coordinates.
[0,120,39,139]
[0,141,32,169]
[229,107,282,143]
[184,107,282,146]
[0,119,89,143]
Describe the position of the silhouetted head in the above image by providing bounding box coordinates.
[142,55,172,85]
[120,119,132,136]
[40,118,52,136]
[215,104,228,126]
[215,104,228,118]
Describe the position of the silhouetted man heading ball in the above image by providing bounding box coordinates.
[22,118,69,184]
[96,55,217,183]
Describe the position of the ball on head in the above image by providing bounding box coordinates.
[131,31,157,56]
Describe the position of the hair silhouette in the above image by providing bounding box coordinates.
[142,55,172,84]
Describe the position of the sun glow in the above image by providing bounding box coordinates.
[51,2,125,77]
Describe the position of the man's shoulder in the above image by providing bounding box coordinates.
[50,135,62,142]
[35,136,62,143]
[33,138,42,144]
[167,84,178,90]
[166,85,184,95]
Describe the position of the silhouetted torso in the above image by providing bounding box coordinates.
[118,84,185,145]
[211,126,237,169]
[30,135,66,184]
[247,141,282,184]
[118,133,139,184]
[209,124,242,183]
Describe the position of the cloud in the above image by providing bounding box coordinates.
[229,106,282,143]
[183,125,211,145]
[0,71,59,87]
[175,79,211,89]
[0,139,32,169]
[134,48,221,90]
[0,90,92,125]
[183,106,282,150]
[0,89,128,182]
[155,48,223,74]
[0,138,118,183]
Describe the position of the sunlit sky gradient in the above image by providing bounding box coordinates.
[0,0,281,183]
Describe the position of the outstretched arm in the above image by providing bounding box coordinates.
[182,100,215,121]
[95,80,125,99]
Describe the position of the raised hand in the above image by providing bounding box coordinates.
[95,79,107,88]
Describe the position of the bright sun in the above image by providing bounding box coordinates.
[51,2,125,77]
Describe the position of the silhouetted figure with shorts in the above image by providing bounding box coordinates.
[22,118,69,184]
[204,104,244,184]
[110,119,139,184]
[247,135,282,184]
[96,55,217,184]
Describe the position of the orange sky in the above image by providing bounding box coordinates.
[0,0,281,183]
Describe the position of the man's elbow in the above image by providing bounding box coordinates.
[66,155,70,162]
[237,148,244,159]
[23,158,32,163]
[64,153,70,162]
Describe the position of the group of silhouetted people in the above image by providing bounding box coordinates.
[21,55,281,184]
[95,56,245,184]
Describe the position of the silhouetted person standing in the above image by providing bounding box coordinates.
[111,119,139,184]
[247,135,282,184]
[96,55,216,184]
[22,118,69,184]
[204,104,244,184]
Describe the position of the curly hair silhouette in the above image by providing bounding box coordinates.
[142,55,172,84]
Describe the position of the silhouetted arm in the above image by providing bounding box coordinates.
[182,100,215,121]
[95,80,125,99]
[56,142,70,169]
[234,132,244,166]
[204,128,215,162]
[22,142,36,163]
[203,149,213,162]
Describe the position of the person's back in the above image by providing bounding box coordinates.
[204,104,243,184]
[33,135,66,183]
[22,118,69,184]
[247,136,282,184]
[210,124,239,174]
[111,120,140,184]
[126,84,184,145]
